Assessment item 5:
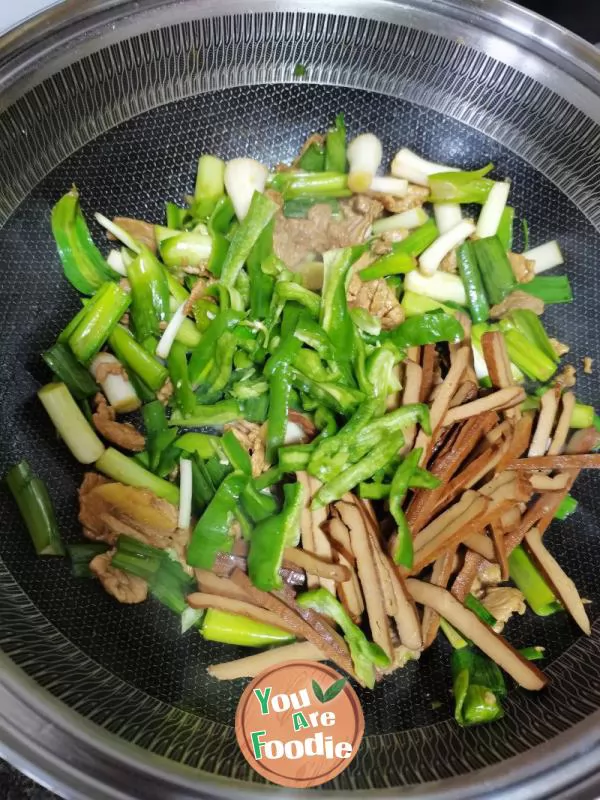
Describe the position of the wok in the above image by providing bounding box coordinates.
[1,0,600,797]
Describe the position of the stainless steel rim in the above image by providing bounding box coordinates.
[1,1,600,797]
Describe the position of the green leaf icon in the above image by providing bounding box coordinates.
[312,677,347,703]
[323,677,347,702]
[312,679,326,703]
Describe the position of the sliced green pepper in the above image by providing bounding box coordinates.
[388,311,464,348]
[297,587,390,688]
[389,448,422,569]
[51,187,119,294]
[248,481,304,591]
[187,472,248,568]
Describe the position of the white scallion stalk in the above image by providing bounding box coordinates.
[121,247,134,269]
[90,353,141,413]
[156,303,187,360]
[369,175,408,197]
[38,382,105,464]
[284,421,307,445]
[106,249,128,277]
[390,148,459,186]
[181,606,202,634]
[404,269,467,306]
[434,203,462,234]
[223,158,268,221]
[472,344,490,381]
[94,213,141,254]
[178,458,192,530]
[371,207,429,236]
[523,240,564,273]
[347,133,383,193]
[418,219,476,276]
[475,180,511,238]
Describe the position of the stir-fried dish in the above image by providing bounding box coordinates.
[7,114,600,727]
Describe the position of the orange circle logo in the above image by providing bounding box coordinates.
[235,660,364,788]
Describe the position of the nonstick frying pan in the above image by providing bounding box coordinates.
[1,1,600,797]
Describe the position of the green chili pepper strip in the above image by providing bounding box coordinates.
[388,311,464,348]
[169,400,243,428]
[359,251,416,281]
[248,482,304,591]
[389,448,422,568]
[247,219,275,319]
[168,341,196,417]
[457,241,490,324]
[187,472,248,568]
[297,587,390,689]
[313,428,406,508]
[51,187,118,294]
[320,246,357,373]
[188,310,243,387]
[451,646,506,727]
[5,461,65,556]
[127,247,170,341]
[220,192,278,289]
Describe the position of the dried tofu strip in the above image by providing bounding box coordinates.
[209,641,325,680]
[414,476,531,573]
[449,380,479,408]
[504,491,564,556]
[296,471,318,589]
[307,475,336,594]
[400,360,423,454]
[327,515,364,623]
[336,496,394,659]
[548,392,576,455]
[414,347,469,466]
[407,412,497,533]
[282,547,349,583]
[452,550,487,601]
[194,570,251,602]
[421,549,456,649]
[496,412,535,471]
[230,569,355,677]
[420,344,437,403]
[407,580,547,690]
[464,533,496,562]
[481,330,514,389]
[429,441,506,517]
[525,527,590,635]
[506,454,600,470]
[443,387,525,426]
[528,389,559,457]
[528,473,570,491]
[491,520,509,581]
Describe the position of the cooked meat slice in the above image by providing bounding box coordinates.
[90,550,148,603]
[79,478,179,549]
[92,394,145,452]
[371,184,429,213]
[481,586,526,633]
[183,277,217,315]
[112,217,157,253]
[292,133,326,168]
[556,364,577,389]
[157,378,174,404]
[272,194,382,269]
[508,251,535,283]
[489,291,544,318]
[346,272,404,330]
[549,337,570,357]
[371,229,409,256]
[439,250,458,274]
[224,420,269,477]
